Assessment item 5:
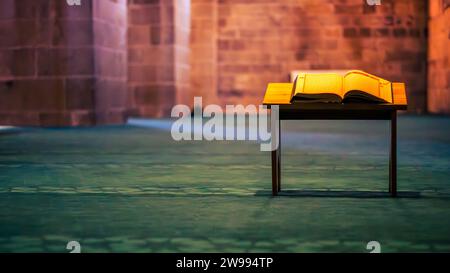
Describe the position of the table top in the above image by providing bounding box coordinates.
[263,82,408,111]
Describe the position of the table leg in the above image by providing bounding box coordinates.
[272,149,278,196]
[277,120,281,192]
[389,111,397,197]
[271,107,280,196]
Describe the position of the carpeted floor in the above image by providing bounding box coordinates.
[0,115,449,252]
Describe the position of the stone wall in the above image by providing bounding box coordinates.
[213,0,428,111]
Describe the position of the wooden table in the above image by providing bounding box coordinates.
[263,82,408,197]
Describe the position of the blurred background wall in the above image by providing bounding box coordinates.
[0,0,448,126]
[212,0,427,110]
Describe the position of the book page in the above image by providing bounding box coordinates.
[343,71,380,98]
[299,73,343,97]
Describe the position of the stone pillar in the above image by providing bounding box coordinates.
[428,0,450,114]
[190,0,218,106]
[174,0,191,107]
[128,0,191,118]
[0,0,128,126]
[93,0,128,124]
[0,0,95,126]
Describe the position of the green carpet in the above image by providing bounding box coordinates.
[0,115,450,252]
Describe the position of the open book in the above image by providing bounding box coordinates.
[291,70,393,103]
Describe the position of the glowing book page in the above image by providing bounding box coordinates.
[342,70,392,103]
[291,73,343,103]
[301,73,343,97]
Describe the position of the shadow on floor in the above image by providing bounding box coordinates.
[255,190,421,198]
